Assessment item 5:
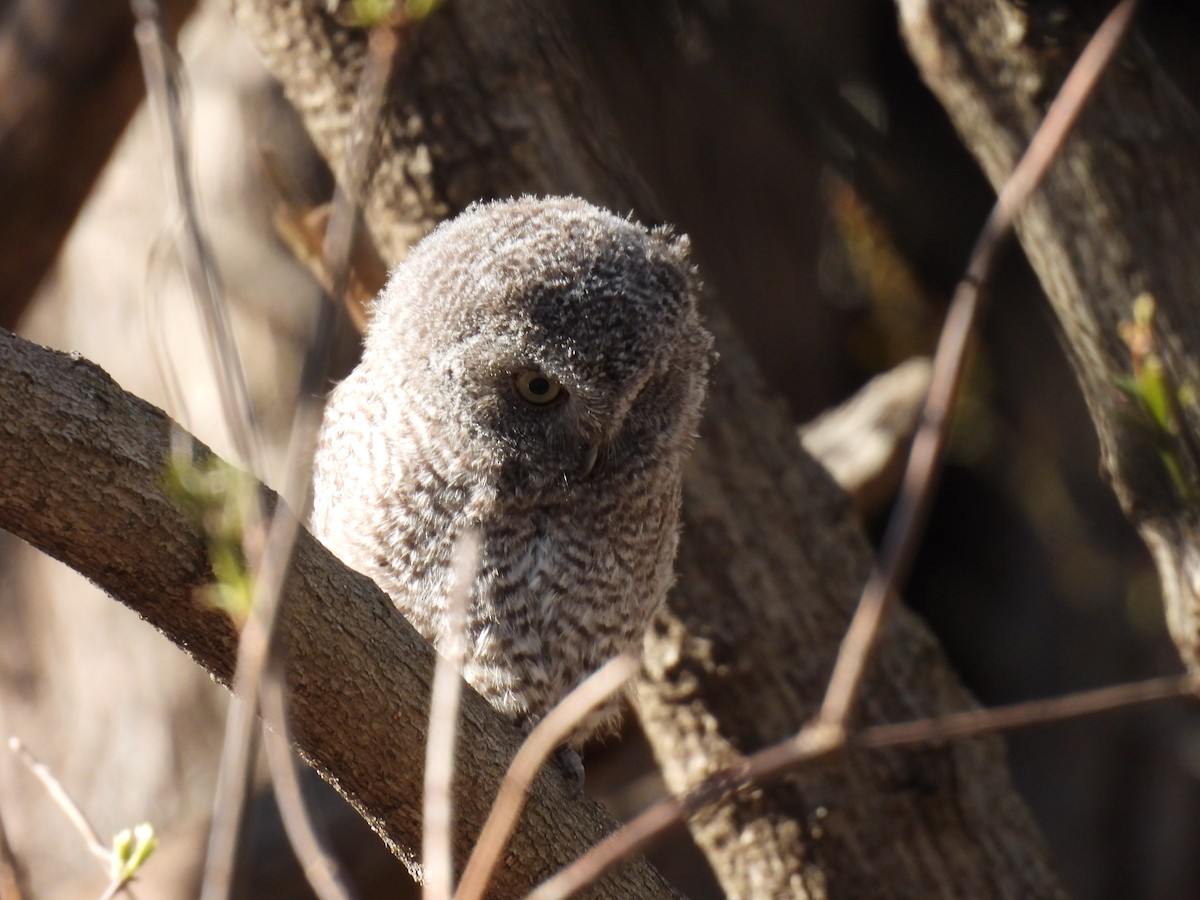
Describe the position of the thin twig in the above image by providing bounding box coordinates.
[131,0,265,473]
[455,655,639,900]
[816,0,1142,731]
[7,738,108,864]
[246,23,402,900]
[423,532,480,900]
[7,738,145,900]
[529,672,1195,899]
[261,670,360,900]
[143,214,198,433]
[131,6,270,894]
[200,499,313,900]
[853,674,1193,751]
[140,16,400,900]
[200,694,257,900]
[525,798,686,900]
[98,873,137,900]
[321,26,397,332]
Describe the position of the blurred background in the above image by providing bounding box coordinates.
[1,1,1198,897]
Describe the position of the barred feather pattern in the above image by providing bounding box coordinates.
[311,196,712,744]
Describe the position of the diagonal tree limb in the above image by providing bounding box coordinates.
[0,327,679,900]
[817,0,1141,734]
[896,0,1200,672]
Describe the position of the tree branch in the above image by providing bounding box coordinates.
[798,357,932,515]
[0,327,678,900]
[897,0,1200,671]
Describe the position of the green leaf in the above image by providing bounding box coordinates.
[110,822,158,881]
[1135,355,1175,436]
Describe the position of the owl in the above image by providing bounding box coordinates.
[310,196,712,745]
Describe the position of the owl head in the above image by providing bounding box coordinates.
[360,196,713,499]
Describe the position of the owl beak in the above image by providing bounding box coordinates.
[581,442,600,477]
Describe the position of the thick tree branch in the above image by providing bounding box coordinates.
[226,2,1063,896]
[897,0,1200,670]
[0,327,678,900]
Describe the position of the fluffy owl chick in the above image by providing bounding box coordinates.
[311,196,712,744]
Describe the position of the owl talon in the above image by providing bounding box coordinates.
[555,746,586,788]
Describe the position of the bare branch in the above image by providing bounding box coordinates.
[423,533,479,899]
[250,24,403,900]
[137,9,402,898]
[7,738,147,900]
[535,672,1194,896]
[455,655,639,900]
[133,1,274,886]
[527,797,684,900]
[855,674,1196,751]
[133,0,265,472]
[816,0,1142,732]
[799,356,932,515]
[899,0,1200,673]
[7,739,109,866]
[133,10,277,886]
[261,675,359,900]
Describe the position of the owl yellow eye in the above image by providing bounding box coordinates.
[514,369,564,406]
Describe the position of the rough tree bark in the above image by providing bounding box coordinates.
[237,2,1063,897]
[897,0,1200,672]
